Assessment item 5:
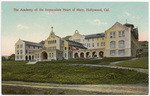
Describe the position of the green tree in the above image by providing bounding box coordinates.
[8,54,15,61]
[2,56,6,61]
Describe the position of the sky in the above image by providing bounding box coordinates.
[1,2,148,56]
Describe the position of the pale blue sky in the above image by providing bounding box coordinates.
[1,2,148,56]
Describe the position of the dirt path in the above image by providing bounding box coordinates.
[2,81,148,95]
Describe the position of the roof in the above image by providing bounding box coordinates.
[39,40,45,46]
[66,40,87,49]
[62,36,71,40]
[85,33,105,39]
[123,23,134,28]
[23,40,43,47]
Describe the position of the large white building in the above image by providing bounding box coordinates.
[15,22,139,61]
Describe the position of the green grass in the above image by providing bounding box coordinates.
[2,61,27,65]
[2,62,148,84]
[117,57,148,69]
[37,57,132,65]
[100,62,110,65]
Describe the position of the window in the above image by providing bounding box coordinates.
[113,32,116,38]
[110,32,113,38]
[51,34,53,38]
[101,42,103,46]
[92,43,94,47]
[26,50,28,54]
[37,54,39,58]
[17,50,19,54]
[20,50,23,54]
[35,54,37,59]
[20,44,23,48]
[119,31,121,37]
[89,43,90,47]
[119,30,125,37]
[65,47,67,50]
[110,32,116,38]
[110,41,116,48]
[52,53,53,57]
[17,45,19,48]
[102,37,104,40]
[65,53,67,57]
[88,39,89,42]
[122,31,125,37]
[92,38,94,41]
[118,50,125,56]
[49,53,51,57]
[17,56,19,59]
[97,43,99,46]
[110,50,116,56]
[101,42,105,46]
[118,40,125,48]
[20,56,23,59]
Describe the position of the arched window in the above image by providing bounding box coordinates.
[110,41,116,48]
[118,40,125,48]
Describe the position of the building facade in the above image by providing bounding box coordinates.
[15,22,139,61]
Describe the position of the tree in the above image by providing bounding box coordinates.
[8,54,15,61]
[2,56,6,61]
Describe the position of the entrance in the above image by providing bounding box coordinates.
[41,51,48,60]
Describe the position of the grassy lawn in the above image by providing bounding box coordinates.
[2,61,27,65]
[117,57,148,69]
[2,62,148,84]
[37,57,132,64]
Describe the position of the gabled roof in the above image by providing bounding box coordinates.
[66,40,87,49]
[23,40,43,47]
[85,33,105,39]
[105,22,129,32]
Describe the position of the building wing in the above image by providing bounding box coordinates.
[66,40,87,49]
[23,40,43,47]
